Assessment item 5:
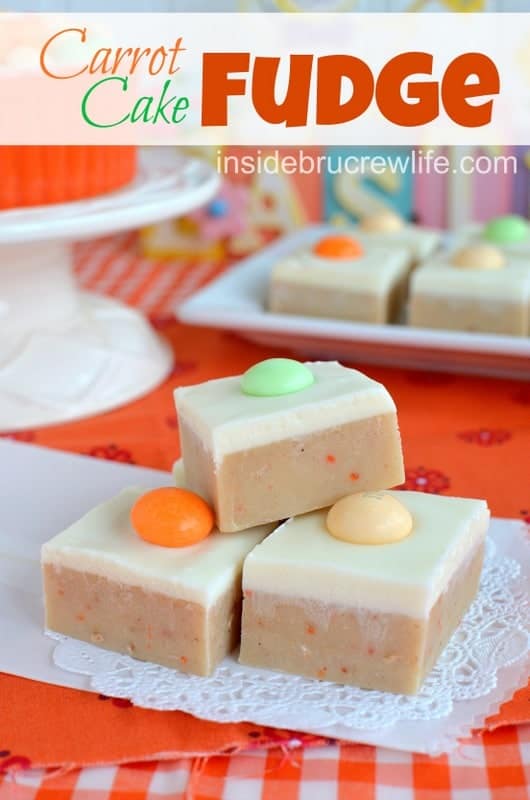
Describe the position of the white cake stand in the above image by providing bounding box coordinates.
[0,150,220,431]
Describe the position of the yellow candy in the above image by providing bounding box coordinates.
[326,491,413,545]
[451,244,506,270]
[359,210,404,234]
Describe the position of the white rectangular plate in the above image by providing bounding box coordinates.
[177,226,530,380]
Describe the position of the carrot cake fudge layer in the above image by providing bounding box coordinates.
[176,359,405,532]
[268,234,410,324]
[42,482,274,675]
[409,244,530,336]
[240,490,489,695]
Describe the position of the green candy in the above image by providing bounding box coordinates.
[483,215,529,245]
[241,358,314,397]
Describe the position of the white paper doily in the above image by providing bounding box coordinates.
[47,521,530,755]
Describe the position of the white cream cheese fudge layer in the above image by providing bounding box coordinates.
[409,245,530,336]
[175,359,405,532]
[240,490,489,695]
[42,484,273,675]
[357,210,442,265]
[268,233,410,324]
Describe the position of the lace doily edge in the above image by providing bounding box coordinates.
[46,629,530,756]
[306,651,530,756]
[44,524,530,756]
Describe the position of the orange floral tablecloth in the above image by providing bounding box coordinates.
[0,232,529,799]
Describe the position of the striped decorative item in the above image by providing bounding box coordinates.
[0,146,137,210]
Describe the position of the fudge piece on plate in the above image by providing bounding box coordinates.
[42,473,274,675]
[409,244,530,336]
[357,210,442,266]
[452,215,530,263]
[240,490,489,695]
[175,359,405,533]
[268,233,410,324]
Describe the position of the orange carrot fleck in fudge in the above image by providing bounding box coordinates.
[176,360,404,532]
[240,491,489,695]
[41,472,274,677]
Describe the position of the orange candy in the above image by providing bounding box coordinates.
[131,488,214,548]
[313,234,363,260]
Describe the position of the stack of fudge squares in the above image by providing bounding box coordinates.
[42,358,490,696]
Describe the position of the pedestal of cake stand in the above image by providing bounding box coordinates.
[0,152,220,431]
[0,238,173,431]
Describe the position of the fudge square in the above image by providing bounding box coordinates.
[268,233,410,324]
[240,490,489,695]
[175,359,405,533]
[357,210,442,266]
[409,244,530,337]
[453,215,530,263]
[42,480,273,675]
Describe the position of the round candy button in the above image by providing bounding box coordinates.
[326,491,413,545]
[360,210,404,233]
[131,487,214,548]
[208,197,229,218]
[483,215,528,245]
[451,244,506,270]
[241,358,314,397]
[313,234,363,260]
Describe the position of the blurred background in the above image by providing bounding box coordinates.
[1,0,528,434]
[1,0,525,12]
